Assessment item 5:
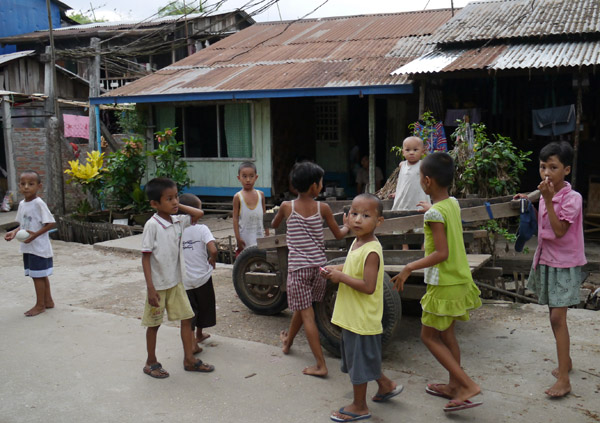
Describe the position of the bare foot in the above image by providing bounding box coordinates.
[302,365,327,377]
[45,301,55,309]
[24,306,45,317]
[545,380,571,398]
[196,333,210,343]
[552,361,572,379]
[330,405,370,421]
[450,383,481,404]
[280,330,292,354]
[427,383,457,399]
[192,344,203,354]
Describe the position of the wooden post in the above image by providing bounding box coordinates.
[418,81,426,116]
[572,72,583,189]
[89,37,101,147]
[368,95,376,193]
[2,96,17,194]
[43,44,64,214]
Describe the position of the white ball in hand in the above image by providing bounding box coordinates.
[16,229,30,242]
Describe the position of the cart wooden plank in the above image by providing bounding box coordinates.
[257,192,540,250]
[383,254,492,276]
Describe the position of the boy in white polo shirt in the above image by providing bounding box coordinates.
[141,177,215,379]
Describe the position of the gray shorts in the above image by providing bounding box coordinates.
[340,329,382,385]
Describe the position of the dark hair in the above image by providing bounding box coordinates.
[145,177,177,202]
[539,141,573,167]
[290,161,324,193]
[178,193,201,208]
[21,170,41,183]
[421,152,454,188]
[354,193,383,216]
[238,161,257,174]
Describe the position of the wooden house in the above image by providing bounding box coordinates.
[90,10,456,200]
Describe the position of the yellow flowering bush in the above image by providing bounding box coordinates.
[64,150,106,209]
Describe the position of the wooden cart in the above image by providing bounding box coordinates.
[232,194,537,356]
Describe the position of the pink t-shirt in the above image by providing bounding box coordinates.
[533,182,586,269]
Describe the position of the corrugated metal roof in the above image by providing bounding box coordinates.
[0,50,35,66]
[0,10,253,43]
[101,10,454,100]
[432,0,600,44]
[393,40,600,74]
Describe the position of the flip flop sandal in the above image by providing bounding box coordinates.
[443,399,483,412]
[184,359,215,373]
[372,384,404,402]
[425,383,453,399]
[143,362,169,379]
[330,407,371,422]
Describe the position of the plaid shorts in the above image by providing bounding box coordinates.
[287,267,326,311]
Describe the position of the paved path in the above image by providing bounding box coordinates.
[2,226,600,422]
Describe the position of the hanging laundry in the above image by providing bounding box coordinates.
[414,121,448,153]
[531,105,575,136]
[63,114,90,139]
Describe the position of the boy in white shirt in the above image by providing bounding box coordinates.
[179,193,218,348]
[141,178,214,379]
[5,170,56,317]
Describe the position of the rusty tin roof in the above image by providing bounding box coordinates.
[432,0,600,44]
[95,10,454,103]
[394,0,600,75]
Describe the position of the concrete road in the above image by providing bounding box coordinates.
[1,236,599,423]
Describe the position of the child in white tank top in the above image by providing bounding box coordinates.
[233,162,268,252]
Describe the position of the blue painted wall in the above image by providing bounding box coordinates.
[0,0,62,54]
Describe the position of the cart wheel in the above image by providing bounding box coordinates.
[315,258,402,357]
[232,246,287,315]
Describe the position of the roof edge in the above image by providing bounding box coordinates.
[91,85,414,105]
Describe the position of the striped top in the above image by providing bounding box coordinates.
[287,200,326,271]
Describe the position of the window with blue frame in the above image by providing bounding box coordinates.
[178,103,253,159]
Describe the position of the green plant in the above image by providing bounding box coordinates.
[450,121,531,198]
[391,110,437,158]
[104,136,148,210]
[148,128,193,191]
[115,108,146,135]
[64,150,106,209]
[480,219,517,265]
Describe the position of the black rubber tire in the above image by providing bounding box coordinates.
[232,246,287,315]
[315,257,403,357]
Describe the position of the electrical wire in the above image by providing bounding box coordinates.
[211,0,330,66]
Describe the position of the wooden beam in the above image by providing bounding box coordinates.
[2,96,17,194]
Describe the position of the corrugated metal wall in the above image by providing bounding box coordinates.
[0,0,61,54]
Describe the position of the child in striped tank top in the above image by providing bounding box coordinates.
[272,161,350,377]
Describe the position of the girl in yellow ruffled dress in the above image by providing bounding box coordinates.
[392,152,483,413]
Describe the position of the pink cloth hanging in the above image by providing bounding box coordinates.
[63,114,89,139]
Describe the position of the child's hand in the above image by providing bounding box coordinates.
[208,257,216,269]
[236,238,246,251]
[538,176,555,201]
[513,193,528,200]
[147,289,160,307]
[342,212,349,229]
[324,269,343,284]
[4,230,15,241]
[391,266,412,291]
[388,193,395,199]
[22,230,35,244]
[417,201,431,212]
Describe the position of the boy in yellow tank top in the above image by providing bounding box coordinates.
[323,194,403,422]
